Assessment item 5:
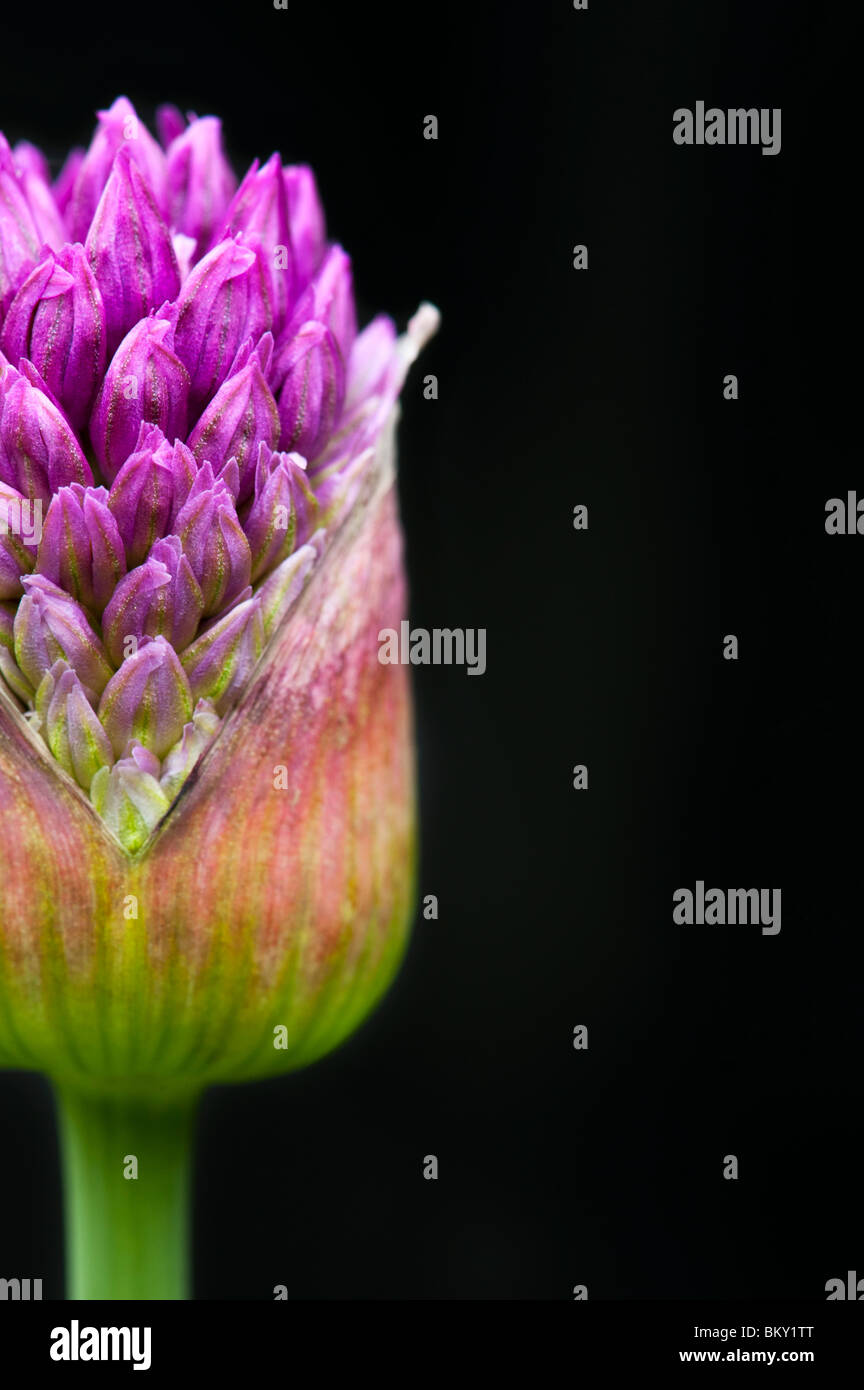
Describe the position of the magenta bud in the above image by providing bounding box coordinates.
[307,244,357,361]
[121,740,162,779]
[273,318,345,463]
[102,535,204,665]
[179,595,265,714]
[98,633,193,758]
[14,573,113,695]
[166,116,237,256]
[216,154,293,330]
[159,697,220,800]
[90,311,191,483]
[156,105,187,149]
[242,443,319,582]
[0,163,41,304]
[283,164,326,289]
[35,483,126,614]
[186,337,279,504]
[53,148,84,220]
[173,462,252,615]
[0,596,32,702]
[173,235,272,415]
[0,481,38,599]
[107,426,196,566]
[0,368,92,503]
[41,662,114,791]
[89,756,171,854]
[67,97,169,242]
[84,148,180,356]
[1,245,108,433]
[10,144,66,252]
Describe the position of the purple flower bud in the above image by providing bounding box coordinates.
[156,104,186,149]
[186,337,279,504]
[12,142,50,181]
[41,662,114,791]
[14,574,113,695]
[84,148,180,356]
[0,481,37,599]
[173,236,271,416]
[102,535,204,665]
[90,311,191,483]
[273,318,345,463]
[122,740,162,779]
[159,697,220,800]
[165,116,237,256]
[173,462,252,615]
[98,633,193,758]
[283,164,326,289]
[216,154,293,330]
[242,444,319,582]
[0,162,41,304]
[256,542,319,640]
[67,97,168,242]
[0,596,32,701]
[35,484,126,614]
[180,595,265,713]
[90,756,171,854]
[308,244,357,361]
[0,369,92,503]
[20,182,65,256]
[107,425,196,566]
[53,148,84,220]
[1,245,108,433]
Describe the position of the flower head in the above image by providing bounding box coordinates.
[0,98,437,1090]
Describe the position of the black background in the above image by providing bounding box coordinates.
[1,1,860,1301]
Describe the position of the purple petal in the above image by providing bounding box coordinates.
[84,148,180,356]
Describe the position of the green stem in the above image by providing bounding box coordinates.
[54,1085,199,1301]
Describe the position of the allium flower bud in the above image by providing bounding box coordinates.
[215,153,293,329]
[90,755,171,856]
[159,697,220,800]
[0,97,438,1305]
[1,245,107,432]
[0,155,41,303]
[67,97,168,242]
[11,143,65,251]
[273,319,344,463]
[243,444,319,581]
[0,366,92,502]
[187,337,279,502]
[14,573,113,695]
[102,535,204,664]
[173,235,271,414]
[165,115,237,256]
[173,461,252,614]
[107,426,196,566]
[84,148,180,355]
[38,660,114,791]
[0,597,31,701]
[98,633,193,758]
[179,594,265,713]
[283,164,326,289]
[271,246,355,461]
[36,484,126,614]
[89,311,191,481]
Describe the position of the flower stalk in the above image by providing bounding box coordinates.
[56,1085,198,1301]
